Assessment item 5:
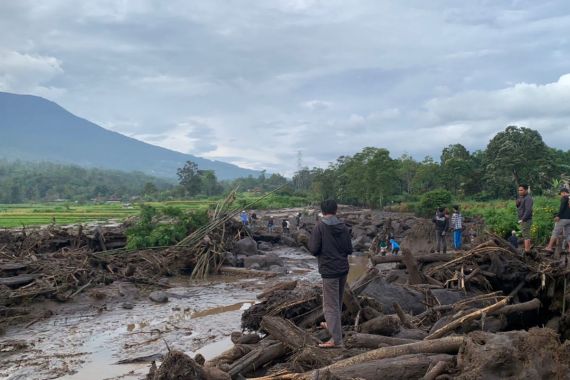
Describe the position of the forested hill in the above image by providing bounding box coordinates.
[0,92,259,180]
[0,160,173,203]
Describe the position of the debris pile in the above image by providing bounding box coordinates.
[147,233,570,379]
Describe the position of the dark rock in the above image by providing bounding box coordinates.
[149,291,168,303]
[243,253,283,269]
[258,242,273,251]
[234,237,258,256]
[122,302,134,310]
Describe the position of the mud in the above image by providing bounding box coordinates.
[1,244,365,380]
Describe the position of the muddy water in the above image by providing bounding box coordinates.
[0,246,370,380]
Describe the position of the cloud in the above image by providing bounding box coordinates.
[301,99,333,111]
[0,50,65,98]
[426,73,570,124]
[3,1,570,175]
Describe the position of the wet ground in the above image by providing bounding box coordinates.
[1,246,370,380]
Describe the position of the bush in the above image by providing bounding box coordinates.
[462,196,558,244]
[126,205,209,250]
[417,189,453,217]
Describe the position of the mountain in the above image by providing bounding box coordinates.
[0,92,259,180]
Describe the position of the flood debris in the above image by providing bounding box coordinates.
[182,224,570,380]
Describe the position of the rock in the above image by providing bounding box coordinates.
[281,235,297,247]
[194,353,206,366]
[295,230,311,247]
[258,241,273,251]
[243,253,283,269]
[223,251,237,266]
[234,237,258,256]
[118,282,139,299]
[158,278,170,287]
[269,265,287,274]
[122,302,134,310]
[352,235,370,251]
[149,291,169,303]
[249,263,261,270]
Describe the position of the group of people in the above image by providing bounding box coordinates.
[240,210,304,235]
[370,234,400,256]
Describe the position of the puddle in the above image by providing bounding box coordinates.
[191,301,254,319]
[347,255,371,284]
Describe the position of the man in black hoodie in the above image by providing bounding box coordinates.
[308,199,352,348]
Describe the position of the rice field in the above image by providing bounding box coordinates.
[0,200,214,228]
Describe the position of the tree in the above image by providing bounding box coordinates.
[199,170,222,196]
[440,144,472,196]
[177,161,202,196]
[143,182,158,196]
[484,126,555,197]
[412,156,441,193]
[397,153,419,195]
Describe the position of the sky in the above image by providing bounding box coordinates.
[1,0,570,176]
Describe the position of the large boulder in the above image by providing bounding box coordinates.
[243,253,284,269]
[233,237,258,256]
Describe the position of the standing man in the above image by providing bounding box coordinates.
[433,207,449,254]
[544,188,570,254]
[267,216,275,232]
[308,199,352,348]
[450,205,464,250]
[516,184,533,255]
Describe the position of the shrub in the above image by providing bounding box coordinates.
[126,205,209,250]
[417,189,453,217]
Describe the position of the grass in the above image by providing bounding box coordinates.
[460,196,559,245]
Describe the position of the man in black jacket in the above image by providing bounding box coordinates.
[432,207,449,254]
[516,184,533,254]
[308,199,352,348]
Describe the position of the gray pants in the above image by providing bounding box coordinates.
[322,274,347,345]
[436,231,447,253]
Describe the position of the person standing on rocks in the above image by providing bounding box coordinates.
[544,188,570,254]
[308,199,353,348]
[450,205,464,250]
[267,216,275,232]
[433,207,449,254]
[516,184,533,255]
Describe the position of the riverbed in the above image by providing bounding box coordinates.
[1,246,371,380]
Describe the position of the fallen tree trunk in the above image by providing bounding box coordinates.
[491,298,541,316]
[219,266,277,278]
[247,338,463,380]
[228,342,286,377]
[422,359,451,380]
[260,316,321,349]
[310,336,465,377]
[424,298,509,340]
[257,280,298,300]
[315,354,454,380]
[402,248,425,285]
[345,333,418,349]
[371,253,455,266]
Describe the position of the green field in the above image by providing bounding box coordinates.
[0,200,215,228]
[0,193,310,228]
